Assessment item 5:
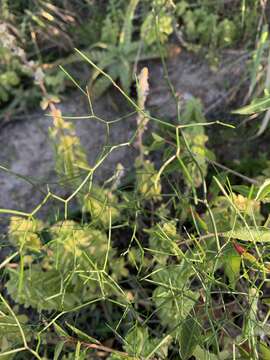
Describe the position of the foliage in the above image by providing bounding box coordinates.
[0,304,30,357]
[2,1,270,359]
[141,0,261,53]
[72,0,161,98]
[177,4,237,49]
[0,1,105,118]
[0,21,34,109]
[86,0,141,97]
[2,57,270,359]
[49,107,88,185]
[141,0,174,46]
[6,219,128,312]
[0,0,265,119]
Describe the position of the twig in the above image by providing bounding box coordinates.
[207,158,259,185]
[62,336,129,357]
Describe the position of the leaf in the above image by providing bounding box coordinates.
[136,160,162,201]
[152,265,199,330]
[259,342,270,360]
[75,341,81,360]
[243,288,259,338]
[256,179,270,201]
[224,247,241,289]
[232,185,255,198]
[54,323,69,338]
[232,241,269,273]
[83,186,120,227]
[65,322,100,344]
[123,325,170,359]
[0,304,30,345]
[124,326,149,356]
[8,216,44,251]
[152,133,164,143]
[90,67,118,99]
[54,341,65,360]
[178,315,200,360]
[222,227,270,243]
[247,25,269,98]
[119,0,139,45]
[6,266,81,311]
[119,58,131,94]
[145,335,172,359]
[148,221,178,265]
[233,95,270,115]
[193,346,219,360]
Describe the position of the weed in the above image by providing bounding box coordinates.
[1,1,270,359]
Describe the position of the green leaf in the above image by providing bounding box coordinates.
[224,247,241,289]
[232,185,255,198]
[124,325,170,359]
[248,25,269,98]
[119,0,139,45]
[6,267,82,311]
[178,315,200,360]
[222,227,270,243]
[256,179,270,201]
[54,341,65,360]
[148,221,178,265]
[233,95,270,115]
[124,326,149,356]
[54,323,69,338]
[259,342,270,360]
[243,288,259,339]
[193,346,219,360]
[8,216,44,251]
[0,304,30,347]
[75,341,81,360]
[65,322,100,344]
[152,133,165,142]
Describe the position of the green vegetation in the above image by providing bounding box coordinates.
[1,0,270,359]
[0,0,267,117]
